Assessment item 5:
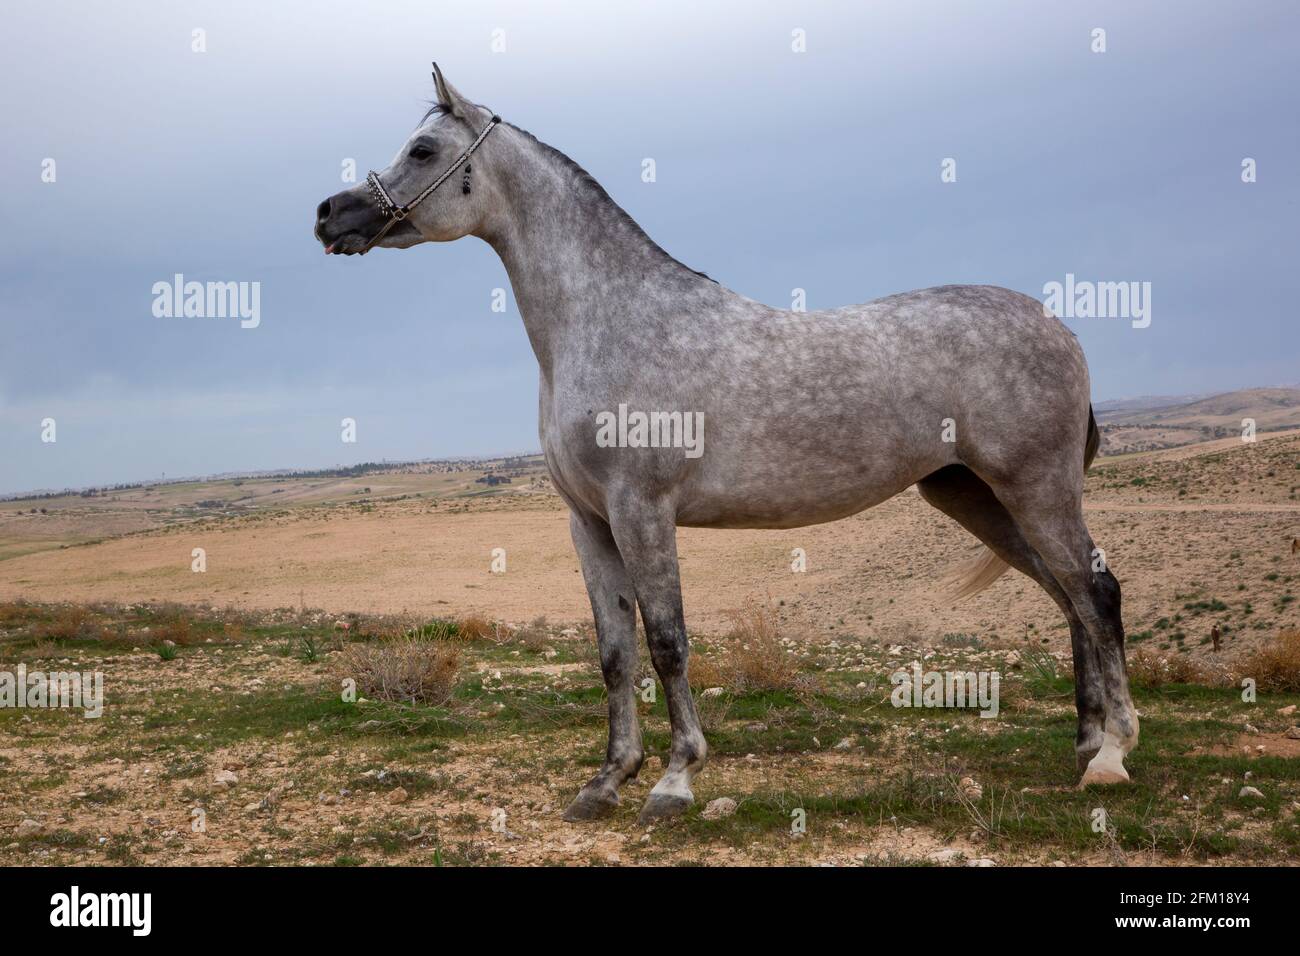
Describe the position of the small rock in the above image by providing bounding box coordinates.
[16,820,42,838]
[833,736,856,750]
[701,797,738,820]
[387,787,409,805]
[1278,704,1296,716]
[1285,726,1300,740]
[700,687,724,699]
[1238,786,1265,800]
[213,770,238,788]
[959,776,983,799]
[966,857,997,867]
[927,848,963,863]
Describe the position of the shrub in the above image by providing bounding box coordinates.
[1243,629,1300,693]
[152,614,194,646]
[688,602,807,693]
[511,616,551,653]
[456,614,496,642]
[36,606,94,642]
[1126,647,1215,688]
[337,635,460,706]
[406,619,459,642]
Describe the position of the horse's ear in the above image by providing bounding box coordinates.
[431,62,475,120]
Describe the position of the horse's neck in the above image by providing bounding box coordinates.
[480,128,718,375]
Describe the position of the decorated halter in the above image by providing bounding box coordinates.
[358,110,501,255]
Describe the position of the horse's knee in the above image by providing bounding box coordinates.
[644,619,689,677]
[597,639,637,687]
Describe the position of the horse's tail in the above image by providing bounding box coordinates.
[947,405,1100,601]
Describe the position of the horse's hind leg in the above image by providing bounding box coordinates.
[987,471,1139,785]
[917,466,1106,771]
[604,494,707,824]
[562,510,645,821]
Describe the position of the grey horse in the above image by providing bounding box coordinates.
[315,65,1138,823]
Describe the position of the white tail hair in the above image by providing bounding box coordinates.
[944,547,1011,602]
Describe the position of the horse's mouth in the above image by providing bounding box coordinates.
[322,219,421,256]
[323,233,371,256]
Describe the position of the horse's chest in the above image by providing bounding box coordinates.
[538,388,607,514]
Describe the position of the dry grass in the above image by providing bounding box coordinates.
[688,602,808,693]
[1126,647,1213,688]
[456,614,496,641]
[0,600,35,626]
[396,615,500,644]
[336,635,461,706]
[1243,629,1300,692]
[511,616,551,653]
[34,606,97,642]
[1125,630,1300,692]
[151,614,194,645]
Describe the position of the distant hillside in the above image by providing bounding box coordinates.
[1093,393,1212,416]
[1096,387,1300,455]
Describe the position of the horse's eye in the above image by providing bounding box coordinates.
[409,146,434,161]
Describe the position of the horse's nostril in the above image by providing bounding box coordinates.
[316,199,332,222]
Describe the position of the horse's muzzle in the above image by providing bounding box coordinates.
[315,188,389,255]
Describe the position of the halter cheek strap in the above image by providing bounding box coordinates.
[358,112,502,255]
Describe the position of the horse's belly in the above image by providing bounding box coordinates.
[675,467,919,529]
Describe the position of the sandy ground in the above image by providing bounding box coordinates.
[1,431,1297,658]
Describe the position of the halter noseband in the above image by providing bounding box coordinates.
[358,112,502,255]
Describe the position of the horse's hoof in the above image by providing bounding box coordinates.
[1078,765,1130,787]
[637,793,692,825]
[562,789,619,822]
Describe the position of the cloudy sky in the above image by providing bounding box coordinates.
[1,0,1296,494]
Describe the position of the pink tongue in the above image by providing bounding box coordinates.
[325,244,335,254]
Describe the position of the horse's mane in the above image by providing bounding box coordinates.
[424,102,713,283]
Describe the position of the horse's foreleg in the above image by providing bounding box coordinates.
[606,498,707,824]
[562,510,645,821]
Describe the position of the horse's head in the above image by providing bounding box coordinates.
[315,64,499,256]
